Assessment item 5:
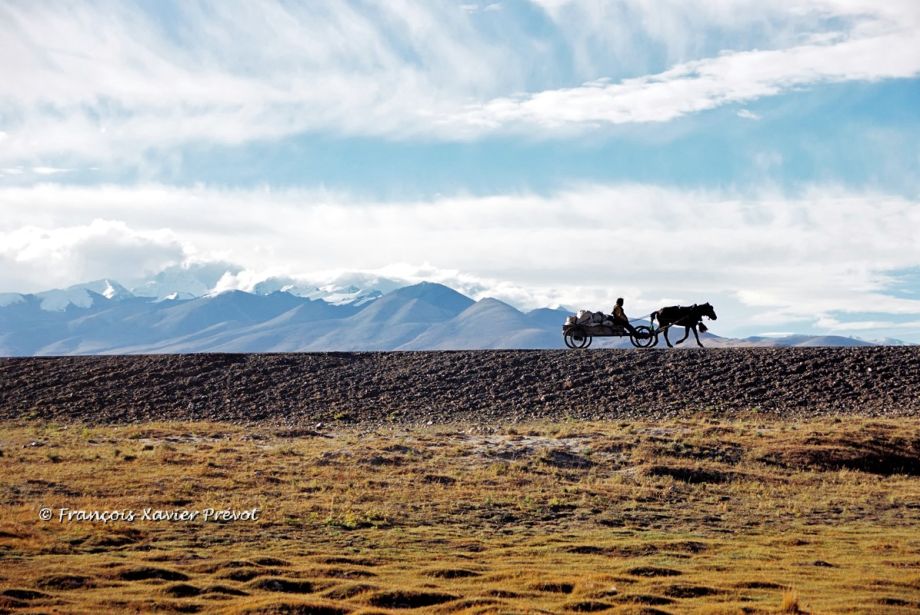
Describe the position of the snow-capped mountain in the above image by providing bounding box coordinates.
[250,276,318,298]
[856,336,912,346]
[0,272,913,355]
[131,262,242,300]
[292,272,408,306]
[35,279,133,311]
[5,263,401,314]
[0,293,26,308]
[249,276,386,306]
[127,264,402,307]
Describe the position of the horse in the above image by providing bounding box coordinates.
[650,303,717,348]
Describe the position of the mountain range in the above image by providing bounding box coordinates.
[0,271,908,355]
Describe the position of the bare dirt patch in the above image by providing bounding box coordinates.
[367,589,458,608]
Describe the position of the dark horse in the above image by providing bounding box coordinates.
[651,303,717,348]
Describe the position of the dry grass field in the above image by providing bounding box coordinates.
[2,415,919,614]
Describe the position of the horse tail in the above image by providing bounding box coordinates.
[650,310,658,327]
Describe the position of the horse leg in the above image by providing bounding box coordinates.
[663,326,674,348]
[675,326,690,345]
[693,325,704,347]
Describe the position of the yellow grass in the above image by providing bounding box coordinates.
[1,416,919,613]
[781,589,801,613]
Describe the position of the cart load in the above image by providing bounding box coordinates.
[568,310,616,327]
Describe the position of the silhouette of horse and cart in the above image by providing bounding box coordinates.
[562,303,717,349]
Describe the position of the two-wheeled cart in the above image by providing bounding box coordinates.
[562,322,658,349]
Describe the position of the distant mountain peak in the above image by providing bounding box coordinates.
[391,281,472,301]
[463,296,516,312]
[133,267,396,308]
[0,293,26,308]
[1,273,915,354]
[35,279,133,311]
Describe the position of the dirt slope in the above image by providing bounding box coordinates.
[1,348,918,425]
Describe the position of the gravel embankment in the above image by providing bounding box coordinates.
[1,348,918,425]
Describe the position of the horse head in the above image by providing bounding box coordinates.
[700,302,717,320]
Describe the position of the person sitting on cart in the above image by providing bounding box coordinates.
[611,298,639,336]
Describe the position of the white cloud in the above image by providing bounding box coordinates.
[737,109,761,120]
[2,183,920,333]
[452,28,920,130]
[460,3,501,13]
[31,166,70,175]
[0,219,186,292]
[0,1,917,163]
[0,1,509,162]
[815,316,920,332]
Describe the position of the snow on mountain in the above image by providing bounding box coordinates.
[250,276,384,306]
[131,262,241,300]
[262,272,406,306]
[857,336,911,346]
[36,279,133,311]
[251,276,318,297]
[0,273,915,355]
[0,293,25,308]
[158,291,197,302]
[130,265,400,308]
[320,272,408,297]
[312,285,383,306]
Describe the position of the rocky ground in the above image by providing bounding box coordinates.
[1,347,918,425]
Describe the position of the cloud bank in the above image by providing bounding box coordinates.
[2,182,919,338]
[0,219,184,292]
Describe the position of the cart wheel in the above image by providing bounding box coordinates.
[574,327,591,349]
[630,325,657,348]
[564,328,590,349]
[563,329,580,348]
[563,330,576,348]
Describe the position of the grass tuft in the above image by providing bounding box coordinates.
[781,588,802,613]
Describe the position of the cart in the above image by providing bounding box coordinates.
[562,322,657,349]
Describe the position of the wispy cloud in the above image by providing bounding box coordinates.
[461,2,502,14]
[0,1,917,164]
[451,29,920,130]
[815,316,920,332]
[31,166,70,175]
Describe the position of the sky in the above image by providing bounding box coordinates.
[1,0,919,341]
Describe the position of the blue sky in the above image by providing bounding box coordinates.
[1,0,919,340]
